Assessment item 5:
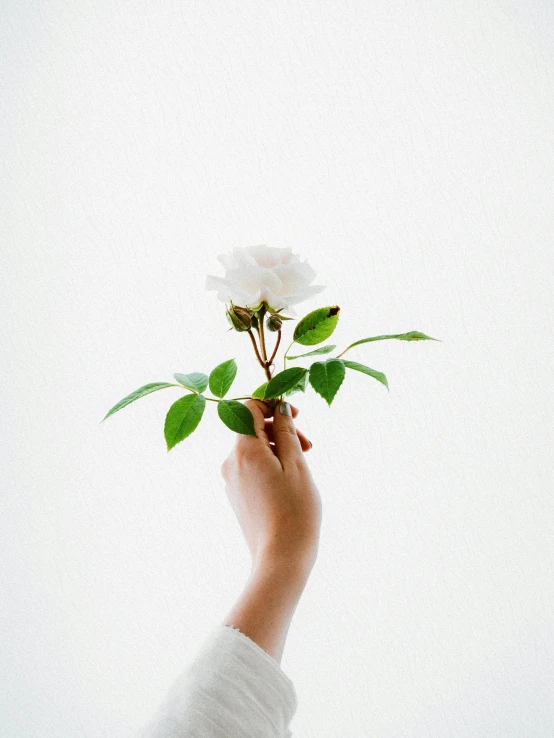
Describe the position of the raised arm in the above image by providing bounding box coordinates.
[138,399,321,737]
[221,399,322,664]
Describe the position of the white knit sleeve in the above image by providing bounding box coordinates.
[137,624,298,738]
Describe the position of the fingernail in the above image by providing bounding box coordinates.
[279,401,292,416]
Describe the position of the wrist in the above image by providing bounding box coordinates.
[225,549,315,664]
[253,545,318,583]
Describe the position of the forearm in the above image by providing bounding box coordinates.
[222,555,314,665]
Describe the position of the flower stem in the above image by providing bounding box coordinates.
[256,305,273,382]
[257,306,268,361]
[247,328,265,368]
[267,330,282,372]
[283,340,294,371]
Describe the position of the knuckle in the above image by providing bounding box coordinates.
[234,444,254,468]
[220,454,236,479]
[275,425,298,437]
[289,456,306,473]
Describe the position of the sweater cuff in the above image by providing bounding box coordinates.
[139,624,297,738]
[210,624,298,726]
[218,624,298,716]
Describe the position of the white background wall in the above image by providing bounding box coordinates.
[2,1,553,736]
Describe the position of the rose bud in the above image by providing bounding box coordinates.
[266,313,282,332]
[226,304,253,332]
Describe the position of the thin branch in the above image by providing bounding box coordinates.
[255,305,273,381]
[268,329,282,368]
[283,340,294,371]
[247,329,265,368]
[334,346,349,359]
[257,307,268,363]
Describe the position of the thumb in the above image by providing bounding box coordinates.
[272,400,304,467]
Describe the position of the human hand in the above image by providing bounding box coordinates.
[220,399,322,573]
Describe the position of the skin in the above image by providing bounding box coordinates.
[221,398,322,664]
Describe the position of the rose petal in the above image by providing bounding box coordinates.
[282,284,327,305]
[217,253,235,270]
[281,250,299,265]
[207,246,324,312]
[272,262,317,291]
[246,245,288,269]
[206,275,256,306]
[228,286,260,306]
[205,274,228,291]
[233,247,258,267]
[226,265,282,295]
[261,287,287,312]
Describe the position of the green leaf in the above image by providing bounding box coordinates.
[164,393,206,451]
[339,331,440,356]
[101,382,177,422]
[343,360,389,391]
[286,345,336,360]
[284,371,308,397]
[252,382,269,399]
[399,331,439,341]
[209,359,237,398]
[218,400,257,436]
[264,367,309,399]
[173,372,209,393]
[308,358,346,406]
[293,306,340,346]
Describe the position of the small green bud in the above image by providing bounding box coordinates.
[266,313,282,332]
[226,304,253,332]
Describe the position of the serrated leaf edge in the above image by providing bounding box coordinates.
[217,400,257,436]
[164,393,206,451]
[308,358,346,406]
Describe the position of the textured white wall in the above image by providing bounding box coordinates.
[2,1,553,736]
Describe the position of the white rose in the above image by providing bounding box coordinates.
[205,245,326,316]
